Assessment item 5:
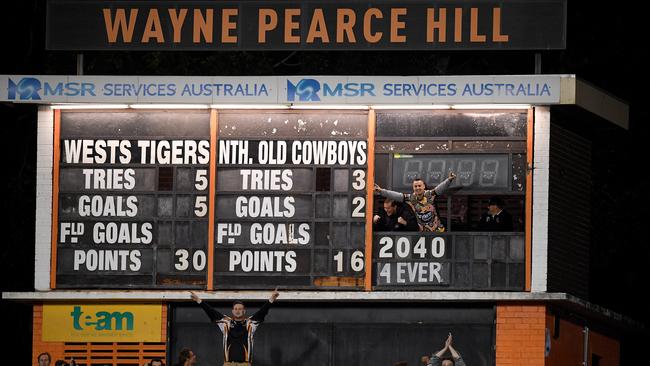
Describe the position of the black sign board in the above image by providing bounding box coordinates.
[372,110,528,290]
[56,111,211,288]
[172,304,495,366]
[372,232,525,290]
[46,0,566,50]
[214,111,368,289]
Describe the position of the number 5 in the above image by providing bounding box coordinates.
[194,196,207,217]
[195,169,208,190]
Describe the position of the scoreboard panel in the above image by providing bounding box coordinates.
[372,110,528,290]
[213,111,368,289]
[51,108,529,291]
[56,111,211,288]
[373,232,525,289]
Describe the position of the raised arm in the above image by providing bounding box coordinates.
[374,184,406,202]
[448,345,463,364]
[427,333,452,366]
[190,291,225,322]
[447,334,465,366]
[436,333,452,357]
[432,172,456,196]
[250,288,279,322]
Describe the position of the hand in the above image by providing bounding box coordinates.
[445,333,453,348]
[190,291,201,303]
[269,287,280,303]
[397,217,407,225]
[374,183,382,191]
[448,172,457,181]
[373,215,381,223]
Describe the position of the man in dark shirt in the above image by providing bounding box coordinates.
[479,196,513,231]
[373,198,419,231]
[190,289,279,366]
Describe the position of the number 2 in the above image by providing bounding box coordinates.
[352,197,365,217]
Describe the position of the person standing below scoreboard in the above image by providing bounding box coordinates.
[190,289,280,366]
[375,172,456,232]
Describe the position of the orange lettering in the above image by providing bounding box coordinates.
[454,8,463,42]
[426,8,447,43]
[103,8,138,43]
[168,9,188,43]
[492,8,509,42]
[258,9,278,43]
[337,9,356,43]
[284,9,301,43]
[363,8,383,43]
[141,9,164,43]
[307,9,329,43]
[390,8,407,43]
[470,8,486,42]
[222,9,238,43]
[193,9,213,43]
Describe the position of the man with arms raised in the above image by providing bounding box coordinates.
[375,172,457,232]
[190,289,279,366]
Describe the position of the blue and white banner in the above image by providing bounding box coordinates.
[1,75,561,104]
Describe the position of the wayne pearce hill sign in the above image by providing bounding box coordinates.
[46,0,566,51]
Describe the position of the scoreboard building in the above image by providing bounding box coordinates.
[1,73,635,366]
[7,2,644,364]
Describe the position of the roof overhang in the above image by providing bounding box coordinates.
[2,290,644,331]
[559,76,629,129]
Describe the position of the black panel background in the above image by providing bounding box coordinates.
[57,110,211,288]
[170,303,495,366]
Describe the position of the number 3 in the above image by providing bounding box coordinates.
[352,170,366,190]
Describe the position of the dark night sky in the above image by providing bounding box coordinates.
[2,1,648,364]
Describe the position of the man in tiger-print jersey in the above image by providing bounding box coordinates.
[190,288,279,366]
[375,172,456,232]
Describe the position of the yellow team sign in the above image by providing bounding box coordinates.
[43,304,162,342]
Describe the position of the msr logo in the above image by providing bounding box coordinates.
[8,78,42,100]
[287,79,376,101]
[70,306,134,331]
[287,79,321,101]
[8,78,96,100]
